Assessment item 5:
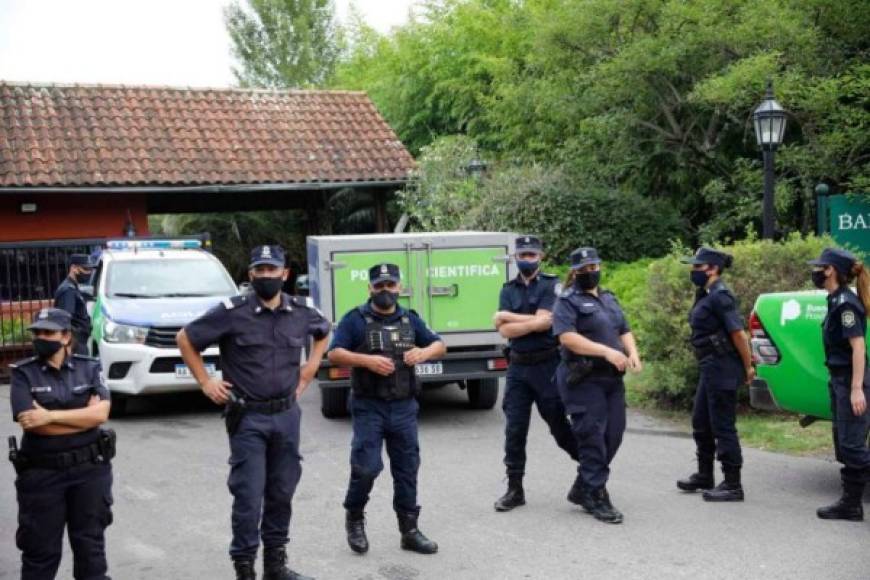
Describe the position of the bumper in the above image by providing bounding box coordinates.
[99,340,222,395]
[749,378,780,412]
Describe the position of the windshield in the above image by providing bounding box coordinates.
[106,258,237,298]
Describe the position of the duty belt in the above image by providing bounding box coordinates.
[243,395,296,414]
[510,347,559,365]
[8,429,116,473]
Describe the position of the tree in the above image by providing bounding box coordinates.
[225,0,340,88]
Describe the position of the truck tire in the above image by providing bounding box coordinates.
[467,378,499,410]
[110,394,129,418]
[321,386,350,418]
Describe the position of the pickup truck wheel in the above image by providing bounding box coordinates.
[467,378,499,410]
[110,394,129,418]
[321,386,350,418]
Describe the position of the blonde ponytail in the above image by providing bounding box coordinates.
[853,261,870,312]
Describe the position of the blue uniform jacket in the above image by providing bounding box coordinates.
[552,287,630,358]
[184,293,330,401]
[499,272,560,353]
[54,277,91,336]
[329,301,442,352]
[823,287,867,370]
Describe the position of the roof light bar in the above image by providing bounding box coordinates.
[106,239,202,251]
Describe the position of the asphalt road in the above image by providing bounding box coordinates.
[0,381,867,580]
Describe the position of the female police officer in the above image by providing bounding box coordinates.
[810,247,870,521]
[9,307,114,579]
[552,247,641,524]
[677,247,753,503]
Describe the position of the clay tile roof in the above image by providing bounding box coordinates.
[0,82,415,188]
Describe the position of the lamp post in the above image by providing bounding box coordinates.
[753,80,788,239]
[465,146,488,179]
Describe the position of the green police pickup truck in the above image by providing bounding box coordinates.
[749,290,846,421]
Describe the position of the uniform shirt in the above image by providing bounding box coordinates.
[552,287,630,357]
[499,272,560,352]
[329,301,442,353]
[688,280,744,342]
[822,287,866,369]
[54,277,91,336]
[10,354,109,454]
[184,293,330,401]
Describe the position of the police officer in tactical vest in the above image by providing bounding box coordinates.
[328,263,446,556]
[54,254,96,355]
[178,245,330,580]
[493,235,579,511]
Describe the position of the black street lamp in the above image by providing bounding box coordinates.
[465,146,488,179]
[753,80,788,239]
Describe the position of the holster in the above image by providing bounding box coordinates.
[8,435,22,475]
[565,358,595,386]
[692,332,736,360]
[98,429,117,461]
[223,393,246,436]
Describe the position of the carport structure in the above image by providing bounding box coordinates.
[0,81,416,366]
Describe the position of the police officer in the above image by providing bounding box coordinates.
[552,247,641,524]
[177,245,330,580]
[810,247,870,521]
[677,247,754,502]
[54,254,96,355]
[9,307,114,580]
[328,263,446,555]
[492,235,579,511]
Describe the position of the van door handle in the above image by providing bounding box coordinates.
[492,255,510,263]
[399,288,414,298]
[429,284,458,297]
[326,261,346,269]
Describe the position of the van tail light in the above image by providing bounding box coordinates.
[749,311,780,365]
[328,367,351,380]
[487,358,508,371]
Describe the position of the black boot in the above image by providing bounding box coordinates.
[587,487,623,524]
[233,559,256,580]
[345,510,369,553]
[494,475,525,512]
[817,481,865,521]
[397,512,438,554]
[567,474,594,512]
[677,456,715,492]
[702,467,744,502]
[262,547,314,580]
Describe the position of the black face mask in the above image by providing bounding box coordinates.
[33,338,64,359]
[575,270,600,291]
[251,276,284,300]
[517,259,539,277]
[811,270,828,289]
[690,270,710,288]
[75,272,91,285]
[372,290,399,309]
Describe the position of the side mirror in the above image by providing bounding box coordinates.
[80,284,95,301]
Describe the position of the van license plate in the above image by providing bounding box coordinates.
[415,363,443,376]
[175,364,216,378]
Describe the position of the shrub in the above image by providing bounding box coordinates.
[636,234,832,409]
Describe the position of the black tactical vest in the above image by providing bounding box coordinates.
[351,309,418,400]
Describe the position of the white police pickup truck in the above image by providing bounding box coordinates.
[85,239,238,412]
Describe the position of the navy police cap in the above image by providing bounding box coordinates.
[249,245,286,269]
[369,263,401,284]
[515,235,543,254]
[681,246,732,269]
[28,307,72,332]
[570,247,601,270]
[69,254,96,268]
[808,247,857,276]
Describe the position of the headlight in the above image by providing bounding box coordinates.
[103,320,149,344]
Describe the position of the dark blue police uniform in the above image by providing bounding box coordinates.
[499,237,577,483]
[10,309,113,580]
[183,262,330,563]
[811,248,870,519]
[331,301,441,515]
[553,284,629,494]
[54,256,93,357]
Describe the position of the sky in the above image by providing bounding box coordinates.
[0,0,418,87]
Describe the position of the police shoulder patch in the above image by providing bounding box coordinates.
[842,309,857,328]
[224,295,247,310]
[9,356,38,369]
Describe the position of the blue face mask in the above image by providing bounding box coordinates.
[517,260,539,277]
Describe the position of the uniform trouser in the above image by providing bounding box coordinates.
[503,357,578,476]
[227,405,303,560]
[692,368,742,469]
[16,462,113,580]
[343,396,421,514]
[559,370,626,491]
[828,373,870,485]
[72,332,89,356]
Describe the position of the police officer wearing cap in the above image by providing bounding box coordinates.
[328,263,446,556]
[177,245,330,580]
[552,247,641,524]
[9,307,115,579]
[54,254,96,355]
[677,247,754,502]
[492,235,579,512]
[809,247,870,521]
